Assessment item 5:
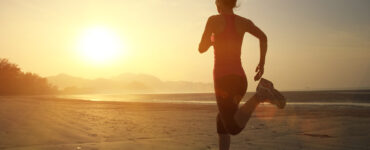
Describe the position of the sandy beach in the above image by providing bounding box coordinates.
[0,96,369,150]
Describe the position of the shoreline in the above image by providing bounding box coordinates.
[2,95,370,107]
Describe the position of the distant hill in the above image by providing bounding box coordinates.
[47,74,91,89]
[47,73,213,94]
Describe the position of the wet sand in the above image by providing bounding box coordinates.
[0,96,369,150]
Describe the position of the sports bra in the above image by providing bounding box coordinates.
[213,14,245,80]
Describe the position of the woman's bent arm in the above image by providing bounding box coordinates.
[242,18,268,80]
[198,16,214,53]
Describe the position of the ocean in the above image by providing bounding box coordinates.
[57,90,370,107]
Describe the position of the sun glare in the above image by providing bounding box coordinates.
[78,26,123,64]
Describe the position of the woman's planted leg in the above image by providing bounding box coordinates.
[218,134,230,150]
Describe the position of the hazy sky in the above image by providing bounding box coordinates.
[0,0,369,90]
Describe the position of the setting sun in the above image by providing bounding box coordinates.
[78,26,123,64]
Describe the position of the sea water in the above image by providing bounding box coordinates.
[57,90,370,107]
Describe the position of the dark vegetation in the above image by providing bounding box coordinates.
[0,58,57,95]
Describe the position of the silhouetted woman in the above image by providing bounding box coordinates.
[198,0,286,149]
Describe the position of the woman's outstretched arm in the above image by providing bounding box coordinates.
[198,16,214,53]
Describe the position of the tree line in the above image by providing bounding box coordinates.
[0,58,57,95]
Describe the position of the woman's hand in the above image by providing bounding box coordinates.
[254,63,264,81]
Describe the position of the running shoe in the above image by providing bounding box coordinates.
[256,78,286,109]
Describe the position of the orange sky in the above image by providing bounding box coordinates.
[0,0,369,90]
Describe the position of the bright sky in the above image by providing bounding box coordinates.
[0,0,369,90]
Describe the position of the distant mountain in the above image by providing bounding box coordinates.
[47,73,213,94]
[47,74,91,89]
[112,73,163,85]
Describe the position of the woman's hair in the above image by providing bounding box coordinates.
[220,0,237,8]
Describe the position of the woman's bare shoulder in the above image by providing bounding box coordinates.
[208,15,223,22]
[235,15,254,25]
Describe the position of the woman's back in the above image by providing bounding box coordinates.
[211,14,248,79]
[199,13,267,80]
[214,15,243,59]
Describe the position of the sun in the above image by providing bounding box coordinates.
[78,26,123,64]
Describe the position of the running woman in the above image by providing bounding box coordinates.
[198,0,286,149]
